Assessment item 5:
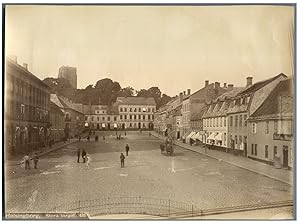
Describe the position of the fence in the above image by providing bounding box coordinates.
[53,197,197,217]
[52,197,293,218]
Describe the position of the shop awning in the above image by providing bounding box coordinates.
[207,132,217,140]
[102,124,106,128]
[191,132,200,140]
[114,123,118,128]
[186,132,196,139]
[215,133,223,141]
[162,128,167,132]
[84,122,89,127]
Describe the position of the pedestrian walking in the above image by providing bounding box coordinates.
[120,153,125,168]
[77,148,81,163]
[82,149,87,163]
[33,153,39,169]
[23,154,30,170]
[86,154,91,169]
[125,144,130,156]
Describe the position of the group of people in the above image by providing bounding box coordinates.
[77,148,91,168]
[120,144,130,168]
[22,153,39,170]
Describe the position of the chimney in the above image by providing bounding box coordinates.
[246,77,253,87]
[179,92,183,102]
[184,91,186,95]
[205,80,209,87]
[214,82,220,89]
[187,89,191,95]
[23,63,28,70]
[228,84,234,91]
[223,83,227,88]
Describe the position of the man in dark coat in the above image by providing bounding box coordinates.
[120,153,125,168]
[82,149,87,163]
[125,144,130,156]
[77,148,81,163]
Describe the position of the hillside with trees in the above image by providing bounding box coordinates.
[43,77,172,108]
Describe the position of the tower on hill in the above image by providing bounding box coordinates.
[58,66,77,89]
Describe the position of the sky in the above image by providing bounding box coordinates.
[5,5,294,96]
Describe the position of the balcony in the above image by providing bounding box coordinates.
[273,133,293,141]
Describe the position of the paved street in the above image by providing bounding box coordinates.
[5,131,293,217]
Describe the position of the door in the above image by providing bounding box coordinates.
[107,123,111,129]
[122,123,125,129]
[138,122,141,129]
[283,146,289,168]
[97,124,99,130]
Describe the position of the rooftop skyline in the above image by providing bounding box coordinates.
[5,5,294,96]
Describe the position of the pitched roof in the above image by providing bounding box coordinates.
[190,105,208,121]
[216,87,245,101]
[116,97,156,106]
[50,94,65,108]
[249,78,294,120]
[238,73,287,96]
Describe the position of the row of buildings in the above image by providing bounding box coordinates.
[5,56,156,156]
[154,74,294,169]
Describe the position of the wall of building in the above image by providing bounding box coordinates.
[248,119,293,168]
[118,105,156,129]
[5,58,51,153]
[203,116,228,147]
[49,104,65,142]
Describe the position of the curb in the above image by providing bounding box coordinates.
[7,139,78,167]
[151,134,292,186]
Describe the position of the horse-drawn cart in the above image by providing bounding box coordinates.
[160,137,174,156]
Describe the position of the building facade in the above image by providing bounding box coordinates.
[5,57,51,154]
[116,97,156,130]
[49,101,65,142]
[247,79,293,168]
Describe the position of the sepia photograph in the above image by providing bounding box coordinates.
[3,3,295,220]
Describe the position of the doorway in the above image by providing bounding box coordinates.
[138,122,141,129]
[283,146,289,168]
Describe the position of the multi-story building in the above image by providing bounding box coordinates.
[84,104,120,130]
[58,65,77,89]
[49,101,65,142]
[116,97,156,130]
[226,74,287,156]
[202,87,245,150]
[247,78,293,168]
[154,105,168,135]
[50,94,85,138]
[182,81,228,138]
[5,57,51,154]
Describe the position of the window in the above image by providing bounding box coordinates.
[20,104,25,114]
[224,117,226,127]
[213,118,215,127]
[239,115,243,127]
[91,116,94,121]
[120,115,123,120]
[130,108,132,112]
[251,144,254,155]
[102,117,105,121]
[239,136,242,147]
[124,115,127,120]
[220,117,222,127]
[134,108,137,112]
[114,116,117,121]
[143,115,145,120]
[252,123,257,134]
[254,144,257,156]
[235,115,238,127]
[224,133,227,145]
[244,114,247,126]
[97,117,100,121]
[138,108,141,112]
[138,115,141,120]
[124,108,127,112]
[85,116,88,121]
[274,120,278,133]
[129,115,132,120]
[130,123,132,128]
[134,115,136,120]
[273,146,278,157]
[148,115,151,120]
[152,115,154,120]
[265,121,269,134]
[265,145,269,158]
[108,117,110,121]
[216,117,219,127]
[230,116,233,126]
[120,108,123,112]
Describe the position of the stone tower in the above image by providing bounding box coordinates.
[58,66,77,89]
